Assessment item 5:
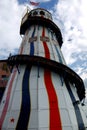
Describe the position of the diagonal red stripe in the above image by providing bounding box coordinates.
[0,71,16,129]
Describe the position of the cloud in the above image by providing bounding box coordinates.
[0,0,51,60]
[43,0,50,1]
[52,0,87,66]
[29,0,51,3]
[0,0,25,58]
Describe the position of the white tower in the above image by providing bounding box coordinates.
[0,8,87,130]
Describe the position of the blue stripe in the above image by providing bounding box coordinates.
[51,33,64,85]
[16,65,31,130]
[51,32,63,64]
[54,45,63,64]
[65,79,85,130]
[30,26,36,55]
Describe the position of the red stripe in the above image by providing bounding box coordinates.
[44,70,62,130]
[42,27,62,130]
[0,70,16,129]
[42,27,50,59]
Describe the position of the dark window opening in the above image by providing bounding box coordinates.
[33,11,38,16]
[2,75,7,78]
[40,11,45,15]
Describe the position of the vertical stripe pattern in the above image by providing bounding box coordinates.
[44,69,62,130]
[30,26,36,55]
[16,65,31,130]
[54,45,63,64]
[0,70,16,129]
[51,26,85,129]
[65,79,85,130]
[42,27,50,59]
[16,26,35,129]
[51,33,63,64]
[42,27,62,130]
[51,33,64,86]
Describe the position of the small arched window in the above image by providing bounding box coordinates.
[40,11,45,15]
[33,11,38,16]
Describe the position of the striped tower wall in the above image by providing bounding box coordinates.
[0,8,87,130]
[19,25,65,64]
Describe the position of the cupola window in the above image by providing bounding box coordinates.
[40,11,45,15]
[33,11,38,16]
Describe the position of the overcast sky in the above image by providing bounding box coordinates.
[0,0,87,81]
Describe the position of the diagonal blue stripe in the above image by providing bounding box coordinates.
[65,79,85,130]
[51,32,63,64]
[51,32,64,85]
[16,65,31,130]
[30,26,36,55]
[54,45,63,64]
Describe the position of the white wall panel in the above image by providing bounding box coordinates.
[28,110,38,129]
[15,65,25,91]
[1,112,10,129]
[62,126,73,130]
[51,72,62,89]
[38,67,49,129]
[30,90,38,109]
[30,66,38,90]
[38,68,45,89]
[69,83,79,101]
[30,76,38,90]
[28,129,37,130]
[50,41,60,62]
[3,71,18,112]
[38,26,45,57]
[39,110,49,128]
[38,67,49,108]
[0,74,13,113]
[56,90,66,108]
[61,83,74,109]
[39,128,49,130]
[7,111,20,129]
[38,89,49,109]
[11,91,22,110]
[33,25,38,55]
[60,109,71,126]
[7,129,37,130]
[68,109,78,128]
[8,65,25,112]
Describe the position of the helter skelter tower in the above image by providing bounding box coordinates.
[0,8,87,130]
